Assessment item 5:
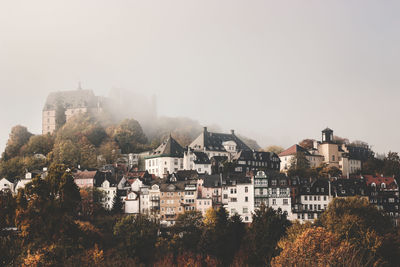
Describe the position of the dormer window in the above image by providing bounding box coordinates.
[381,183,386,189]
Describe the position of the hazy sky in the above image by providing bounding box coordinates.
[1,0,399,154]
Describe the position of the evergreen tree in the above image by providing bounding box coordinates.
[111,192,123,214]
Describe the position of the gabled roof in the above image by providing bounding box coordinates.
[193,152,211,164]
[233,150,280,162]
[278,144,310,157]
[147,135,184,159]
[73,170,98,180]
[190,128,250,152]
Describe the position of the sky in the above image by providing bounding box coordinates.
[0,0,399,154]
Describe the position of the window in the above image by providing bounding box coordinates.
[243,207,248,213]
[245,186,248,193]
[332,155,335,161]
[245,216,249,221]
[223,194,228,199]
[324,196,327,201]
[272,199,276,205]
[283,199,288,205]
[304,196,308,201]
[245,196,248,202]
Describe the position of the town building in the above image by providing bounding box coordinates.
[189,127,251,160]
[364,175,399,221]
[183,148,212,174]
[223,175,254,223]
[0,178,14,193]
[159,182,185,225]
[145,135,184,177]
[232,150,280,173]
[279,145,323,172]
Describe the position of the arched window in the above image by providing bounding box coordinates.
[381,183,386,189]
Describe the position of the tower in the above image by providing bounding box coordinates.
[322,128,334,143]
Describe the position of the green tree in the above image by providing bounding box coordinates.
[172,211,204,253]
[59,172,81,215]
[383,152,400,181]
[113,214,159,264]
[55,102,66,130]
[0,157,25,181]
[0,189,16,229]
[288,151,310,177]
[111,192,123,214]
[2,125,33,160]
[51,139,80,167]
[244,204,291,266]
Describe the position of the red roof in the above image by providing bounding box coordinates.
[278,144,309,157]
[364,175,396,187]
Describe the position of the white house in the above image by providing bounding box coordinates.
[0,178,14,193]
[189,127,251,160]
[97,179,117,210]
[223,177,254,223]
[124,191,140,214]
[183,148,212,174]
[145,135,184,177]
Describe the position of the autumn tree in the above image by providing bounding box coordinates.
[272,227,358,267]
[112,119,148,153]
[98,139,120,165]
[0,189,16,229]
[171,211,204,253]
[383,152,400,180]
[0,157,25,181]
[317,196,393,265]
[23,134,54,156]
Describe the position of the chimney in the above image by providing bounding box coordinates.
[231,129,235,135]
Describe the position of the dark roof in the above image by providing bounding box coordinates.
[190,128,250,152]
[193,152,211,164]
[43,89,99,111]
[95,171,117,187]
[322,127,333,133]
[201,174,224,188]
[332,178,367,197]
[147,135,184,158]
[278,144,310,157]
[160,181,186,192]
[233,150,280,162]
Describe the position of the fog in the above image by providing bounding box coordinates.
[1,0,400,154]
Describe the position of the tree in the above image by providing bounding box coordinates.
[244,204,291,266]
[362,157,384,176]
[0,157,25,181]
[55,102,66,130]
[59,172,81,215]
[51,139,80,167]
[0,189,16,229]
[272,227,358,267]
[113,214,159,264]
[112,119,148,153]
[383,152,400,181]
[98,139,120,165]
[2,125,33,160]
[111,192,123,214]
[263,145,284,155]
[317,196,393,265]
[23,134,54,156]
[287,151,310,178]
[299,139,315,150]
[172,211,204,253]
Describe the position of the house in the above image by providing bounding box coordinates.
[0,178,14,193]
[196,198,213,215]
[73,170,101,188]
[198,174,223,205]
[95,174,117,210]
[292,178,333,222]
[148,184,161,216]
[14,170,44,192]
[253,171,292,218]
[159,182,186,225]
[279,128,363,177]
[125,191,140,214]
[365,175,399,220]
[232,150,280,173]
[189,127,251,160]
[223,175,254,223]
[183,147,212,174]
[279,145,323,172]
[145,135,184,177]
